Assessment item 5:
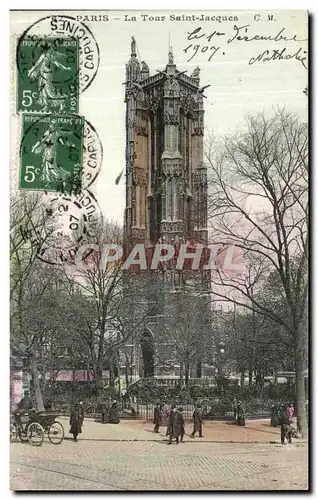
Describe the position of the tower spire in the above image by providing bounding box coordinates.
[168,46,174,65]
[131,36,137,57]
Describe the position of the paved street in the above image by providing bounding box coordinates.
[11,418,308,491]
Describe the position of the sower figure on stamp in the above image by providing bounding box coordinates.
[69,403,83,442]
[31,122,75,190]
[153,403,162,433]
[190,405,203,438]
[27,41,71,113]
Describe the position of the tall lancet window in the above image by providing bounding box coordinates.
[166,177,172,221]
[172,176,178,220]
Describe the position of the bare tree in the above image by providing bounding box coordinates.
[64,221,158,399]
[159,290,211,386]
[205,109,308,434]
[10,192,61,410]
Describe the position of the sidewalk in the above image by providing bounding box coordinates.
[60,417,303,444]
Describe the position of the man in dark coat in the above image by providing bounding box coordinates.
[44,399,53,411]
[69,403,83,442]
[167,407,183,444]
[153,403,162,433]
[109,401,120,424]
[78,401,84,425]
[177,407,185,442]
[190,405,203,437]
[166,405,175,436]
[237,401,246,426]
[232,398,237,420]
[101,401,109,424]
[17,392,33,411]
[280,405,293,445]
[271,404,278,427]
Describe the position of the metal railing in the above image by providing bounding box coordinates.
[49,399,308,422]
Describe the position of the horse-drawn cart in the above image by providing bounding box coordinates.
[10,410,64,446]
[34,411,65,444]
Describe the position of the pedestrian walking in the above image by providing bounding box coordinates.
[167,407,183,444]
[190,405,203,438]
[287,403,294,421]
[69,403,83,442]
[101,400,109,424]
[177,407,185,442]
[237,401,246,426]
[109,400,120,423]
[270,404,278,427]
[280,405,293,445]
[79,400,84,425]
[161,402,171,427]
[153,403,162,433]
[232,398,237,420]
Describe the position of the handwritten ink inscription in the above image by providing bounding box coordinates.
[183,24,308,69]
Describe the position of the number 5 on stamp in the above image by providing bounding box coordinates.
[17,37,79,114]
[19,114,84,195]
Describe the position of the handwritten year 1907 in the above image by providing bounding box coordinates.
[183,28,226,62]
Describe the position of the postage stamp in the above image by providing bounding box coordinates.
[16,15,99,95]
[19,114,84,194]
[17,37,79,114]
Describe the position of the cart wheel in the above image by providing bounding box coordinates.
[48,421,64,444]
[17,427,28,442]
[27,422,44,447]
[10,423,17,442]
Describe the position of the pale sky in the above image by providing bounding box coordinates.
[11,10,308,223]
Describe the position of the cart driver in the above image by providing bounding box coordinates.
[16,392,34,411]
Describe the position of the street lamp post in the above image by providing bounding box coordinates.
[218,340,226,396]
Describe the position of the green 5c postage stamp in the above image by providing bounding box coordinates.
[20,114,84,194]
[17,37,79,114]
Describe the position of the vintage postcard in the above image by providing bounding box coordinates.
[10,10,308,491]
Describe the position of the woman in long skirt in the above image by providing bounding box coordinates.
[69,403,83,442]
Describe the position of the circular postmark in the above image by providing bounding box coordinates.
[17,15,100,95]
[82,119,103,189]
[20,114,102,193]
[37,189,103,265]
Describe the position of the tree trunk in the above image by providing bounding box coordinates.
[29,355,44,411]
[248,370,253,387]
[240,371,245,388]
[109,365,115,388]
[125,366,129,389]
[179,362,184,385]
[95,359,104,400]
[295,350,307,437]
[185,362,190,387]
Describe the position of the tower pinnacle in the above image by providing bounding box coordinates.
[168,46,174,65]
[131,36,137,57]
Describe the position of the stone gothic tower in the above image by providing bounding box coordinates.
[124,37,208,249]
